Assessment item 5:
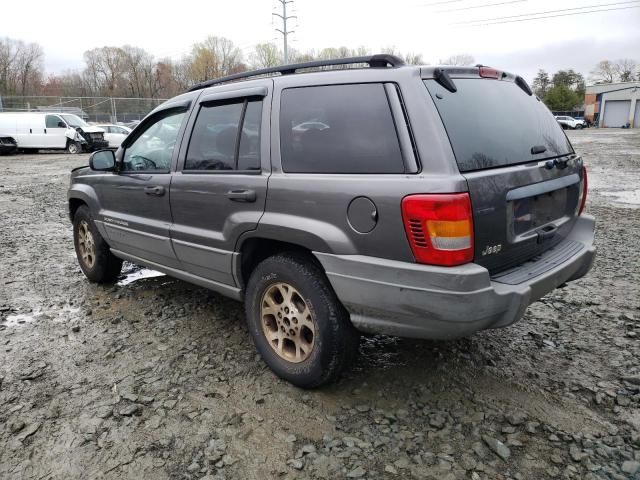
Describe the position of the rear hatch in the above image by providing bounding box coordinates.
[423,68,585,274]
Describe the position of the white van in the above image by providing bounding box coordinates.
[0,112,108,153]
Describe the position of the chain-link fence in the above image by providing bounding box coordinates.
[0,96,167,124]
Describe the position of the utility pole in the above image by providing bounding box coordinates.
[273,0,296,64]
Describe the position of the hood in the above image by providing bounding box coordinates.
[78,126,105,133]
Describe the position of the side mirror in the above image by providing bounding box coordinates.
[89,149,116,171]
[58,121,66,128]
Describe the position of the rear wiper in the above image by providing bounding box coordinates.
[433,68,457,93]
[531,145,547,155]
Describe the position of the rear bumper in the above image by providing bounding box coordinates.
[314,214,595,340]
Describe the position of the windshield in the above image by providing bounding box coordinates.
[424,78,573,172]
[61,114,89,128]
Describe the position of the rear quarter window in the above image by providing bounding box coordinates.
[279,83,405,174]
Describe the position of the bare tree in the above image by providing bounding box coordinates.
[440,54,475,66]
[153,59,185,98]
[402,53,425,65]
[590,60,616,83]
[15,42,43,95]
[83,47,126,95]
[186,36,244,83]
[613,58,638,83]
[249,43,281,69]
[0,37,44,95]
[120,45,155,97]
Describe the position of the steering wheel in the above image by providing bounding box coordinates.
[130,154,158,170]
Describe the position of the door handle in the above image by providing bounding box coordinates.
[226,189,256,202]
[144,185,165,196]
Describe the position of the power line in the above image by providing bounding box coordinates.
[273,0,297,64]
[414,0,465,6]
[455,0,640,24]
[437,0,526,13]
[458,5,640,26]
[459,5,640,26]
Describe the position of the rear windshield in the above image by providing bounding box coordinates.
[424,78,573,172]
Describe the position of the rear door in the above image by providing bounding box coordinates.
[424,72,584,274]
[169,83,271,285]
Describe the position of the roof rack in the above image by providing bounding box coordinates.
[187,54,406,92]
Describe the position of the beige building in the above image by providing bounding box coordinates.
[584,82,640,128]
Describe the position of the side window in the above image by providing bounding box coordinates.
[122,110,186,172]
[238,101,262,170]
[46,115,64,129]
[279,84,405,174]
[185,99,262,171]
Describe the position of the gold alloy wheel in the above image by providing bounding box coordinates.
[261,282,315,363]
[78,220,96,269]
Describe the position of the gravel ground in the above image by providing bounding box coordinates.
[1,129,639,480]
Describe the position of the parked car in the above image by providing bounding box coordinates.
[68,55,595,388]
[123,120,141,129]
[0,112,108,153]
[0,134,18,155]
[94,124,131,148]
[555,115,586,129]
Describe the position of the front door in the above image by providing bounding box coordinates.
[170,84,271,286]
[96,108,188,268]
[44,115,67,148]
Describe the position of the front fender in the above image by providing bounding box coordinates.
[67,183,100,223]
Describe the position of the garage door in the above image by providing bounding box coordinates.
[634,101,640,128]
[602,100,631,127]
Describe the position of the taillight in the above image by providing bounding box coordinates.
[578,166,588,215]
[479,66,500,79]
[402,193,474,267]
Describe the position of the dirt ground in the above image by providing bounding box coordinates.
[1,129,639,480]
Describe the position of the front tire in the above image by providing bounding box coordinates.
[67,141,81,154]
[73,205,122,283]
[245,252,360,388]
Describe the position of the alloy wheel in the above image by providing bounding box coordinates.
[78,220,96,269]
[260,282,315,363]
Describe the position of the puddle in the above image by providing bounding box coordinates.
[4,312,39,327]
[117,263,165,286]
[599,190,640,207]
[2,305,80,328]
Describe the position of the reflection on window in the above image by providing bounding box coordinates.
[185,100,262,171]
[122,111,185,172]
[279,84,404,174]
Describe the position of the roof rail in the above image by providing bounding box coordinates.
[187,54,406,92]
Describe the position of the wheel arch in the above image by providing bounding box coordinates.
[67,184,99,222]
[235,236,325,290]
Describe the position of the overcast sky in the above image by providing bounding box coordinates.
[3,0,639,82]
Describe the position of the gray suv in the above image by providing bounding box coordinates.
[68,55,595,388]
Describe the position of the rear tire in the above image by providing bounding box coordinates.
[245,252,360,388]
[73,205,122,283]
